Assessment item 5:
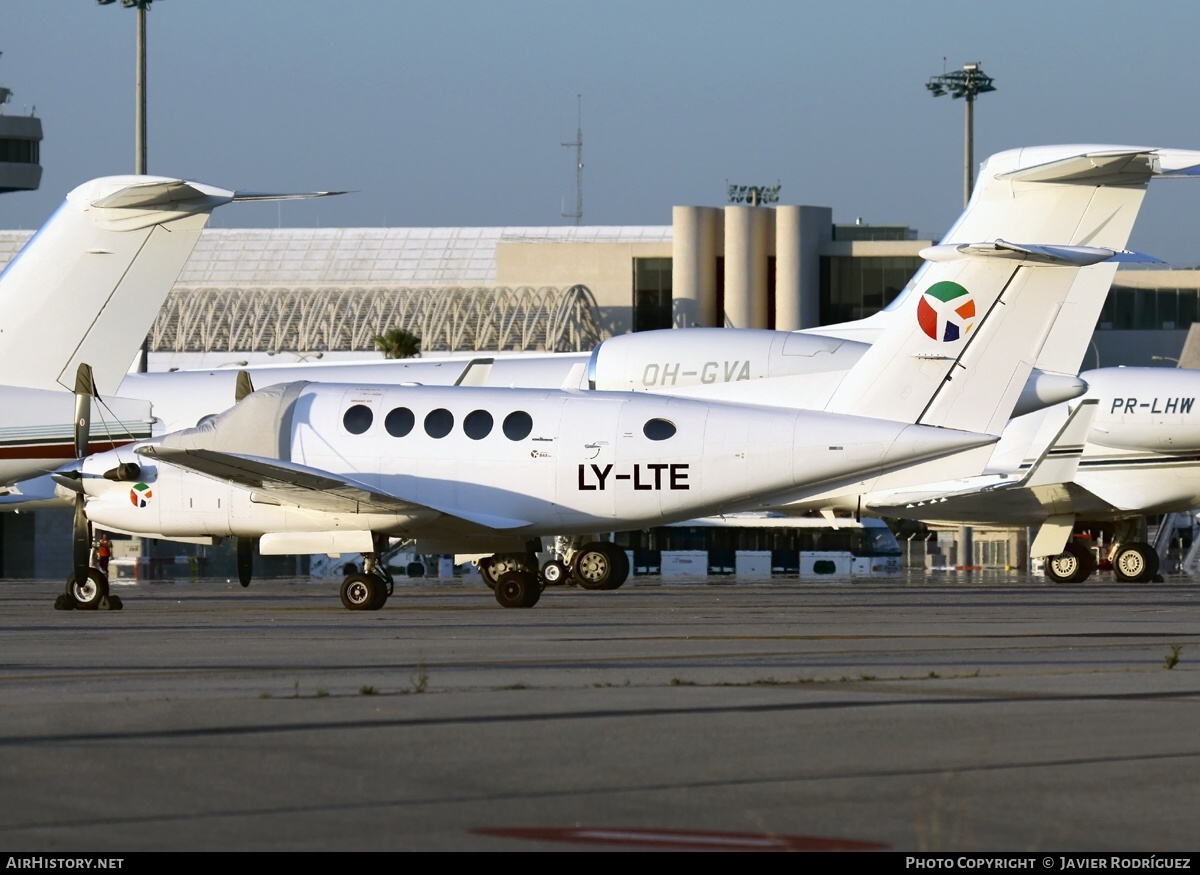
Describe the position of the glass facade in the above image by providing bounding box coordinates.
[1098,285,1200,331]
[632,257,672,332]
[819,256,923,325]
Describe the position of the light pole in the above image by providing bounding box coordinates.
[98,0,157,372]
[97,0,156,175]
[926,62,996,207]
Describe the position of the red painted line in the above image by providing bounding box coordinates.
[0,439,139,460]
[470,826,889,851]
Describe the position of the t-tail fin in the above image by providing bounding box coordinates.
[825,240,1124,436]
[0,176,342,397]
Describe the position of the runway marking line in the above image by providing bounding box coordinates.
[470,826,889,850]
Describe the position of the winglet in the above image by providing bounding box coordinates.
[1017,399,1099,489]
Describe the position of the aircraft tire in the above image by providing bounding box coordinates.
[340,573,381,611]
[1044,542,1095,584]
[495,570,541,608]
[1113,542,1159,583]
[600,543,630,590]
[540,559,570,586]
[65,569,109,610]
[573,543,614,590]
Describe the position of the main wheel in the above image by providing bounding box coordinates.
[369,568,393,607]
[573,543,614,590]
[494,570,541,608]
[600,543,630,590]
[65,569,109,610]
[540,559,570,586]
[1113,542,1159,583]
[340,572,383,611]
[478,554,526,590]
[1044,542,1095,584]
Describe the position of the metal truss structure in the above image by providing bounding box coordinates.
[149,284,604,355]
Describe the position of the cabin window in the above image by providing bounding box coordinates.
[343,404,373,435]
[503,411,533,441]
[643,418,676,441]
[464,409,494,440]
[424,408,454,438]
[385,407,415,437]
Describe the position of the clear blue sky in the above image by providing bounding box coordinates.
[4,1,1200,264]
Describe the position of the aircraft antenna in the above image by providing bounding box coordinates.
[561,94,583,225]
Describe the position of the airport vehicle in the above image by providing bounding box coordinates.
[63,221,1113,610]
[614,512,902,578]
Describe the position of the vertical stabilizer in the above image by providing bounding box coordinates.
[0,177,343,397]
[826,242,1120,436]
[0,177,236,396]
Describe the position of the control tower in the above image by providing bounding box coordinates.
[0,60,42,194]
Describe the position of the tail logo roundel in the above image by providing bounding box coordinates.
[130,482,153,508]
[917,281,976,342]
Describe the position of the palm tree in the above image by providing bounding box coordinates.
[374,328,421,359]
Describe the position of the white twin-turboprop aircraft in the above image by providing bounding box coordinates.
[67,229,1126,609]
[8,145,1200,604]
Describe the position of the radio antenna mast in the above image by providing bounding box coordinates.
[561,94,583,225]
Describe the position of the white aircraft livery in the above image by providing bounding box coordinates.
[65,228,1123,610]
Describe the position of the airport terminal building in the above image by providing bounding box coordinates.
[3,201,1192,369]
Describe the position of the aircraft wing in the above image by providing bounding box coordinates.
[863,400,1108,525]
[135,446,532,529]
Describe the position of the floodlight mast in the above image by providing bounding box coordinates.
[926,61,996,206]
[97,0,158,371]
[97,0,156,175]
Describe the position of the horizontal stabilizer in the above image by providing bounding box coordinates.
[232,189,348,202]
[921,240,1120,266]
[997,147,1200,185]
[90,179,232,209]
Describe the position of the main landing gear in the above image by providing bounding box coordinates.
[476,539,631,608]
[339,537,395,611]
[1042,529,1161,584]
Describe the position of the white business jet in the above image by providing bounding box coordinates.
[65,226,1113,610]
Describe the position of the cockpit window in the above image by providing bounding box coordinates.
[643,418,676,441]
[502,411,533,441]
[424,408,454,438]
[385,407,415,437]
[343,404,373,435]
[464,409,494,440]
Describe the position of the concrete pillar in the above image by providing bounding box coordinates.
[775,205,831,330]
[671,206,720,328]
[724,206,772,329]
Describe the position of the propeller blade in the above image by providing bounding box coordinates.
[235,370,254,403]
[73,364,96,460]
